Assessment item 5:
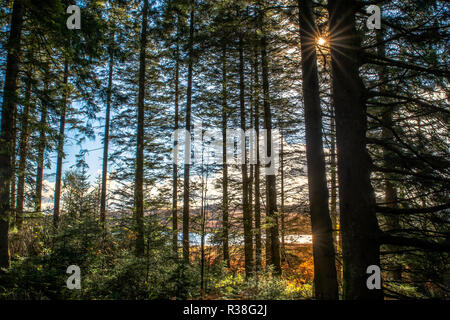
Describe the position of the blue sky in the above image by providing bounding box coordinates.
[44,113,106,185]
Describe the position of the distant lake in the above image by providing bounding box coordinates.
[178,233,312,246]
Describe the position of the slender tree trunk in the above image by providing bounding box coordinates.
[0,0,24,268]
[135,0,149,256]
[11,80,18,224]
[328,0,382,299]
[16,73,33,230]
[200,201,206,296]
[239,33,253,277]
[252,48,262,271]
[200,141,205,295]
[248,68,254,268]
[265,207,271,267]
[100,36,114,226]
[260,13,281,275]
[172,17,180,256]
[35,79,48,213]
[53,59,69,229]
[299,0,338,299]
[183,3,195,263]
[330,113,337,235]
[10,110,16,224]
[221,42,230,268]
[249,163,254,251]
[279,133,285,262]
[329,103,341,287]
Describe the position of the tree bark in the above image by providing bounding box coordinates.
[299,0,338,299]
[0,0,25,268]
[135,0,149,256]
[328,0,382,299]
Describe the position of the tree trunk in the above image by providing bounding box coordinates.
[0,0,25,268]
[135,0,149,256]
[183,3,195,263]
[248,67,254,268]
[265,211,271,267]
[280,133,285,262]
[100,35,114,226]
[200,141,206,295]
[53,58,69,229]
[239,33,253,277]
[328,0,382,299]
[16,73,33,230]
[35,79,48,213]
[260,14,281,275]
[221,42,230,268]
[172,17,180,256]
[10,110,16,225]
[329,103,342,288]
[330,113,337,237]
[252,48,262,271]
[299,0,338,299]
